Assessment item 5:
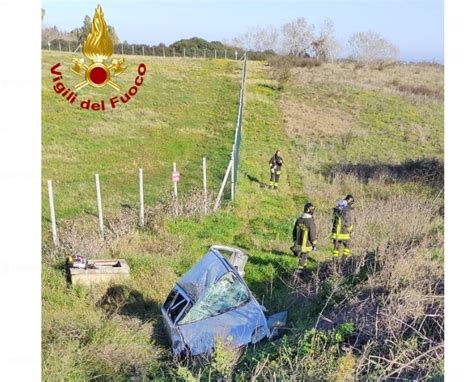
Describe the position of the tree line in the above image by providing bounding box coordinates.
[42,8,399,63]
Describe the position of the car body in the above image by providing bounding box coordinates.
[161,245,271,356]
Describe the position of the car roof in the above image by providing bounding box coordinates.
[176,249,232,302]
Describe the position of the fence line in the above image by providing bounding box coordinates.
[42,43,243,60]
[44,53,248,244]
[139,168,145,227]
[47,180,59,247]
[95,174,104,239]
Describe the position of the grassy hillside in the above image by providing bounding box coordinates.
[42,55,444,381]
[42,51,240,228]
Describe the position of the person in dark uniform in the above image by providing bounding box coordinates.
[269,150,283,189]
[331,194,355,257]
[292,202,318,271]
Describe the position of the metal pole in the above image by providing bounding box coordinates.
[173,47,176,57]
[142,46,145,56]
[95,174,104,239]
[235,50,238,60]
[194,48,196,59]
[47,180,59,247]
[183,48,186,58]
[68,42,71,52]
[132,45,134,55]
[139,168,144,226]
[215,49,217,59]
[163,47,165,57]
[231,147,235,201]
[214,160,232,211]
[173,162,178,216]
[203,157,207,213]
[121,44,124,55]
[225,49,227,59]
[59,41,61,51]
[152,46,155,56]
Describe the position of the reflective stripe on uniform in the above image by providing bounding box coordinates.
[331,233,351,240]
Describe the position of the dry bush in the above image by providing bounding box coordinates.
[268,55,322,69]
[287,194,444,380]
[43,188,216,262]
[390,79,444,99]
[287,62,443,101]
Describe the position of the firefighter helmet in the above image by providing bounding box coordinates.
[345,194,355,204]
[304,202,315,214]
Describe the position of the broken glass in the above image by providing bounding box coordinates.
[180,272,250,324]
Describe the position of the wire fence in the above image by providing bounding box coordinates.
[45,53,248,246]
[214,52,247,210]
[42,41,244,60]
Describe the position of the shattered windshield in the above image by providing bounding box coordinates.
[180,272,250,324]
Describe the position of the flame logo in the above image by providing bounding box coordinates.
[71,4,126,91]
[83,5,113,63]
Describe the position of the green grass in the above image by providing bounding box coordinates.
[43,51,241,223]
[42,56,444,380]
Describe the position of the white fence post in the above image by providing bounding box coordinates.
[95,174,104,239]
[173,162,179,216]
[142,46,145,56]
[183,48,186,57]
[214,160,233,211]
[231,146,235,201]
[215,49,217,59]
[47,180,59,247]
[132,45,134,55]
[139,168,144,227]
[121,44,124,55]
[203,157,207,213]
[163,47,165,57]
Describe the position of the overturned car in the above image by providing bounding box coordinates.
[161,245,286,356]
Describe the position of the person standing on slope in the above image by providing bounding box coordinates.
[268,150,283,189]
[331,194,355,257]
[292,202,318,271]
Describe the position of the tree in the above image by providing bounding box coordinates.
[108,26,119,45]
[348,31,399,63]
[231,26,278,52]
[280,17,315,56]
[311,18,341,62]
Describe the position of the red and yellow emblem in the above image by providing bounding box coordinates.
[71,5,126,91]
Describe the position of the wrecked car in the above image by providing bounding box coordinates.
[161,245,286,356]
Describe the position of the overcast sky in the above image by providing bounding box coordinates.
[42,0,444,62]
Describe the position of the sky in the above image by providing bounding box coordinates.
[41,0,444,62]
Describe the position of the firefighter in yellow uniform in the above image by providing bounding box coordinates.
[269,150,283,189]
[331,194,354,257]
[292,203,318,271]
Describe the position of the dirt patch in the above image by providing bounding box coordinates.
[280,96,357,139]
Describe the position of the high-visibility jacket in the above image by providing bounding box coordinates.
[269,155,283,174]
[331,205,353,241]
[293,213,317,253]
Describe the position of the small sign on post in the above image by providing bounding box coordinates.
[95,174,104,239]
[47,180,59,247]
[172,163,180,216]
